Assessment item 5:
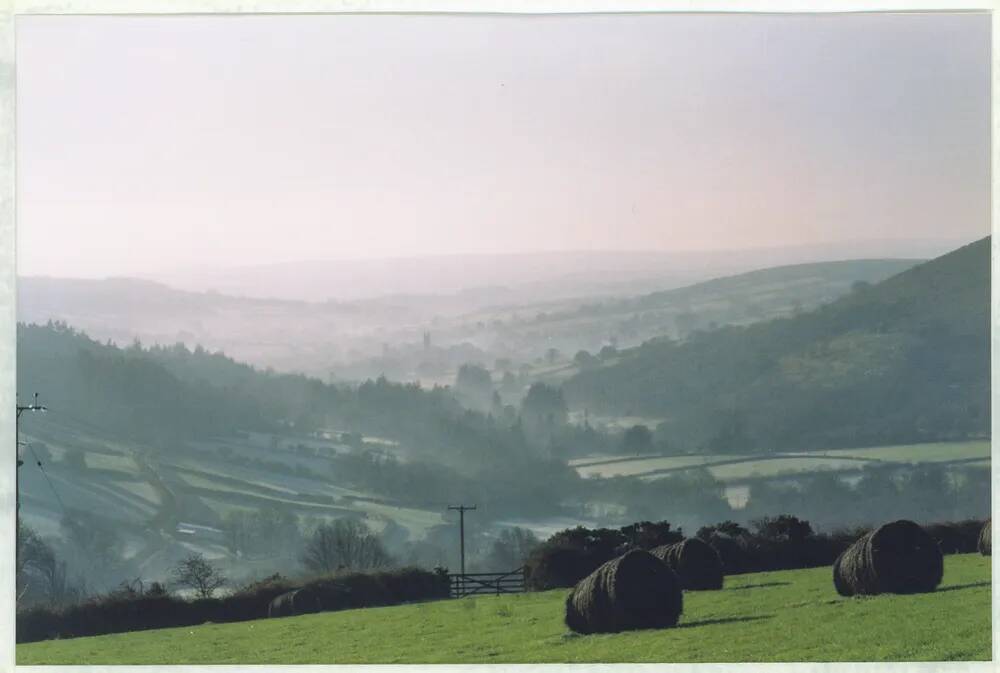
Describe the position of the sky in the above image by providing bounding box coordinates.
[15,12,990,279]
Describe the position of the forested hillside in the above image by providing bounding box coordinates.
[17,322,522,471]
[564,238,990,453]
[16,324,275,446]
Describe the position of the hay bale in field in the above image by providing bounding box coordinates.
[564,549,682,634]
[832,519,943,597]
[650,538,724,590]
[978,520,991,556]
[267,588,322,618]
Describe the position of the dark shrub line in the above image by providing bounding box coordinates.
[526,516,987,591]
[17,566,450,644]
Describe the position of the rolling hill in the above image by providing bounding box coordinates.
[14,321,578,588]
[18,257,919,382]
[564,237,990,453]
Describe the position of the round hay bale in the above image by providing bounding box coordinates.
[564,549,682,634]
[832,550,847,595]
[650,538,724,590]
[832,520,943,596]
[978,520,991,556]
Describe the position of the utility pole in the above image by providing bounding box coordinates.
[16,393,46,526]
[448,504,476,576]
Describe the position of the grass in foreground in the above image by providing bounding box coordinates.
[17,554,990,665]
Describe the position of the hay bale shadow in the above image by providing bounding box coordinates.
[677,614,773,629]
[933,581,991,594]
[725,582,791,591]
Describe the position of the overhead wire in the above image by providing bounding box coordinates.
[26,442,70,517]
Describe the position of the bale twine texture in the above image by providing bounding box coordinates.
[564,549,683,634]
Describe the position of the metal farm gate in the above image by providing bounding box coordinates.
[449,566,526,598]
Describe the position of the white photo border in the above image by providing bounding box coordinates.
[0,1,995,672]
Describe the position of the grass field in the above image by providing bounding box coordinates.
[17,554,991,665]
[576,440,991,481]
[705,457,877,481]
[825,441,991,463]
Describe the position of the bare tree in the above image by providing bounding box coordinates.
[301,519,392,574]
[17,522,85,607]
[171,553,226,598]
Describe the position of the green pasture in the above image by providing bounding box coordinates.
[17,554,990,664]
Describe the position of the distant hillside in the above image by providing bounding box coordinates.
[143,237,966,302]
[16,277,423,375]
[522,258,920,345]
[563,238,990,452]
[18,257,922,383]
[628,258,921,313]
[15,322,531,476]
[16,322,275,447]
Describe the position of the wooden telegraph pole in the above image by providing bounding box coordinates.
[16,393,46,526]
[448,504,476,576]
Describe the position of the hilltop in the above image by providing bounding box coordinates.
[564,238,990,452]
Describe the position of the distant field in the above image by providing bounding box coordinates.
[576,455,720,478]
[823,441,991,463]
[704,457,879,482]
[349,500,446,538]
[83,451,139,474]
[17,554,990,664]
[113,480,162,506]
[575,441,991,482]
[17,420,448,571]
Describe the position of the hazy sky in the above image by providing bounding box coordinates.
[16,12,990,279]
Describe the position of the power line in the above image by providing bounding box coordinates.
[26,442,69,517]
[16,391,46,592]
[15,393,97,593]
[24,441,107,587]
[16,393,47,525]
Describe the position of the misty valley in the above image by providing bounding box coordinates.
[14,239,990,609]
[10,9,993,663]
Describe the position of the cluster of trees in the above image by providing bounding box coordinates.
[300,519,393,574]
[17,324,274,448]
[453,364,495,413]
[526,512,987,591]
[17,509,544,613]
[21,320,662,481]
[182,449,991,573]
[741,464,990,533]
[16,509,139,610]
[16,523,82,608]
[524,520,685,589]
[20,456,984,612]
